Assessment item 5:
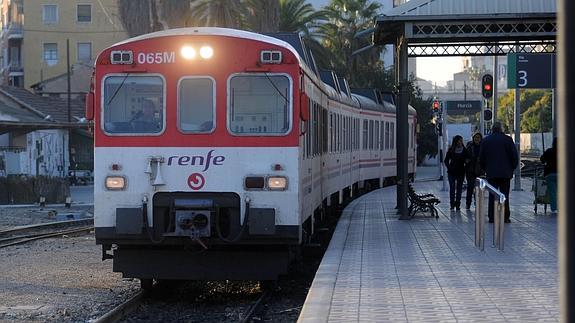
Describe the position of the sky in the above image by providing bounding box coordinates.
[416,57,464,86]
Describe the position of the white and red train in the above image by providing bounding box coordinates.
[85,27,417,286]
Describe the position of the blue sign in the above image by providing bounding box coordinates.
[446,100,481,114]
[508,53,556,89]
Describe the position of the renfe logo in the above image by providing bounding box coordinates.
[167,150,225,172]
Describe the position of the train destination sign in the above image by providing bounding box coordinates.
[508,53,556,89]
[446,100,481,115]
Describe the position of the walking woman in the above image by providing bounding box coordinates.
[465,133,484,209]
[444,135,468,210]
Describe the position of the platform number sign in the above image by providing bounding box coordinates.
[508,53,556,89]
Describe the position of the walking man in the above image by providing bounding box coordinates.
[479,122,519,223]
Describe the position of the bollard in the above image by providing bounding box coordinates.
[493,200,500,248]
[475,180,485,251]
[498,202,505,251]
[39,196,46,207]
[65,196,72,208]
[475,178,506,252]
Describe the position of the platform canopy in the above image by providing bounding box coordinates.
[374,0,556,56]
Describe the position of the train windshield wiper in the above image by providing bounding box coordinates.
[106,73,130,106]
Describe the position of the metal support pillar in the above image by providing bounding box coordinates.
[493,55,498,123]
[552,88,557,137]
[513,86,522,190]
[397,36,409,219]
[558,0,573,320]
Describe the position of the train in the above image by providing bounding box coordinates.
[85,27,417,288]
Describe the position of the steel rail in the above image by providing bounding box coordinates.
[0,226,93,248]
[239,291,269,323]
[0,218,94,237]
[93,290,145,323]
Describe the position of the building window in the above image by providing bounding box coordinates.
[77,42,91,62]
[77,4,91,22]
[42,5,57,24]
[43,43,58,65]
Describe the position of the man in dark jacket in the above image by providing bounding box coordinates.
[479,122,519,223]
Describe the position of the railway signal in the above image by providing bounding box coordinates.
[432,100,440,113]
[482,74,493,99]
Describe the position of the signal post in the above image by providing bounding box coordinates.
[481,74,494,136]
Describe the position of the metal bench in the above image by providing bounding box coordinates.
[407,184,440,218]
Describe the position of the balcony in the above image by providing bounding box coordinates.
[7,62,23,76]
[6,22,23,40]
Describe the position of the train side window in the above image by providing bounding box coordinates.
[322,108,328,153]
[102,75,164,135]
[369,120,373,150]
[380,121,384,151]
[391,122,395,149]
[329,113,334,153]
[178,77,215,133]
[362,120,368,150]
[375,121,380,151]
[385,122,390,150]
[228,74,291,135]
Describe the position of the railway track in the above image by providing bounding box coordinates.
[239,290,269,323]
[0,219,94,249]
[92,283,270,323]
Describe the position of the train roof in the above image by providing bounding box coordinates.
[108,27,415,116]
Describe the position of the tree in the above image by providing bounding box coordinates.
[118,0,195,37]
[319,0,382,79]
[245,0,280,32]
[189,0,247,28]
[277,0,330,69]
[497,89,552,133]
[278,0,326,34]
[408,77,437,165]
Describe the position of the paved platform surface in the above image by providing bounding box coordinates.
[298,177,558,322]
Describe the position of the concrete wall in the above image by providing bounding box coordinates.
[521,132,554,155]
[22,0,127,89]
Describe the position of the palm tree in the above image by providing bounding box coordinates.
[319,0,381,78]
[118,0,199,37]
[277,0,331,69]
[278,0,325,34]
[189,0,247,28]
[244,0,280,32]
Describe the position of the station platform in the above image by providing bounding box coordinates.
[298,173,558,322]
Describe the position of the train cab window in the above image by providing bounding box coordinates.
[178,77,215,133]
[228,74,291,135]
[102,75,164,135]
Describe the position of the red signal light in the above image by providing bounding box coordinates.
[432,101,439,111]
[484,84,492,91]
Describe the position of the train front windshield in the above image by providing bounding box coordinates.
[228,74,291,135]
[102,75,165,135]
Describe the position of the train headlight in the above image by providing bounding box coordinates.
[105,176,126,190]
[181,46,196,60]
[199,46,214,59]
[267,176,287,191]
